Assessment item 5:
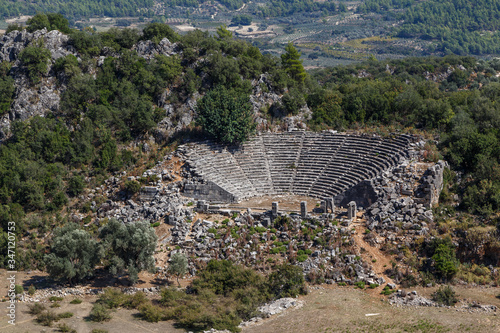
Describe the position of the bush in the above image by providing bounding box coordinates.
[49,296,64,302]
[19,41,51,84]
[28,284,36,296]
[381,286,395,295]
[142,23,179,44]
[369,283,379,289]
[69,298,82,304]
[36,310,59,327]
[89,303,112,322]
[67,175,85,197]
[0,75,15,115]
[91,330,109,333]
[354,281,366,289]
[297,254,308,262]
[123,292,148,309]
[124,180,141,194]
[14,284,23,295]
[28,302,46,315]
[192,260,267,296]
[432,285,458,306]
[97,288,126,309]
[58,323,77,333]
[267,264,307,298]
[432,243,459,280]
[58,312,74,319]
[139,303,164,322]
[50,302,61,308]
[159,287,187,307]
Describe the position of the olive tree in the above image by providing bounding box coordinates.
[44,223,102,285]
[99,219,157,284]
[168,252,188,286]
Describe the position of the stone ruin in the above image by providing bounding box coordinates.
[88,131,446,287]
[180,131,414,204]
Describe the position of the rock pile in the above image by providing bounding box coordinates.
[257,297,304,317]
[134,38,179,59]
[389,290,436,307]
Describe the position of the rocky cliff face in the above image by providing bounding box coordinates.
[0,28,304,142]
[0,28,76,139]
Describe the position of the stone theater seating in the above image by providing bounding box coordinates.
[183,132,411,202]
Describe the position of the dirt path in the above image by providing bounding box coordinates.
[351,217,395,291]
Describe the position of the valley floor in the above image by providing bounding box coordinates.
[1,282,499,332]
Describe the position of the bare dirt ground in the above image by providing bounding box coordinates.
[2,285,500,333]
[228,194,320,212]
[0,295,182,333]
[243,286,500,333]
[351,217,396,292]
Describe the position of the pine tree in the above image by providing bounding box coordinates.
[281,42,306,83]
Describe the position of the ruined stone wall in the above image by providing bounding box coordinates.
[183,181,237,203]
[335,180,379,209]
[420,160,447,208]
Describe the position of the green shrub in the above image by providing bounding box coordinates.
[69,298,82,304]
[432,285,458,306]
[159,287,186,307]
[91,330,109,333]
[297,254,308,262]
[0,75,15,116]
[58,322,76,333]
[28,284,36,296]
[89,303,112,322]
[337,282,347,286]
[124,180,141,194]
[381,286,395,295]
[67,175,85,197]
[49,296,64,302]
[50,302,61,308]
[141,22,180,44]
[267,263,307,298]
[19,41,51,84]
[369,283,379,289]
[354,281,365,289]
[97,288,125,309]
[28,302,46,315]
[14,284,23,295]
[192,260,267,296]
[139,303,164,322]
[123,292,148,309]
[151,222,160,227]
[36,310,59,327]
[58,312,73,319]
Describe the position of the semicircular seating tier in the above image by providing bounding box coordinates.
[182,132,412,202]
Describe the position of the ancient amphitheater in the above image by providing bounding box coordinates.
[181,131,413,203]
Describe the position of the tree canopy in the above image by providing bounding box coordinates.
[44,223,102,284]
[99,219,158,284]
[196,85,256,144]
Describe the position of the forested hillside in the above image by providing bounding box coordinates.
[0,16,307,269]
[359,0,500,55]
[0,0,155,19]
